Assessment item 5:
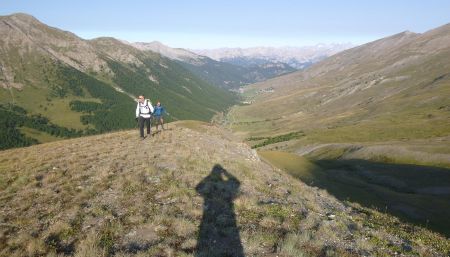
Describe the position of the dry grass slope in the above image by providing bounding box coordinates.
[0,121,449,256]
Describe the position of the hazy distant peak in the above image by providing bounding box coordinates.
[396,30,419,37]
[131,41,201,61]
[192,43,354,57]
[90,36,122,43]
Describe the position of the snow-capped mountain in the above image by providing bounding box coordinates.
[192,43,354,69]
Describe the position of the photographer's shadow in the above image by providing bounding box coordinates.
[195,164,244,257]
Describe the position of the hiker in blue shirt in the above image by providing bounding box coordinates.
[153,101,165,131]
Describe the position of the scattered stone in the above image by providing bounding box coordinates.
[402,243,413,252]
[327,213,336,220]
[299,207,309,218]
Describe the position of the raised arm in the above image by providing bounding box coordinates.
[223,169,240,186]
[148,101,154,113]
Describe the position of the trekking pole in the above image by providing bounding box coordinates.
[166,113,170,130]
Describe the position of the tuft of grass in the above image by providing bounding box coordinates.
[74,232,105,257]
[279,233,310,257]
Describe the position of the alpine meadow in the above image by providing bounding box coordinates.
[1,2,450,257]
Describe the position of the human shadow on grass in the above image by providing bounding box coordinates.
[195,164,245,257]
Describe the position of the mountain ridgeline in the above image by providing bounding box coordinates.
[0,13,236,149]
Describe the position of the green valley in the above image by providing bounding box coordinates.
[226,24,450,237]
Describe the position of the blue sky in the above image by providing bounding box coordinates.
[2,0,450,48]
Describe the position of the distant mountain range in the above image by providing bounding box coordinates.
[130,42,353,90]
[130,41,298,89]
[192,44,354,69]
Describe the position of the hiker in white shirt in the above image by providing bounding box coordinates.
[136,95,154,139]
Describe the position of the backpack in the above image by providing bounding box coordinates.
[139,100,152,115]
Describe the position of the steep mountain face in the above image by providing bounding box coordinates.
[0,13,106,89]
[193,43,353,69]
[131,41,296,89]
[89,37,235,120]
[0,13,236,149]
[0,121,448,256]
[242,61,296,82]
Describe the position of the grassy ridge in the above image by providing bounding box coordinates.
[0,122,448,256]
